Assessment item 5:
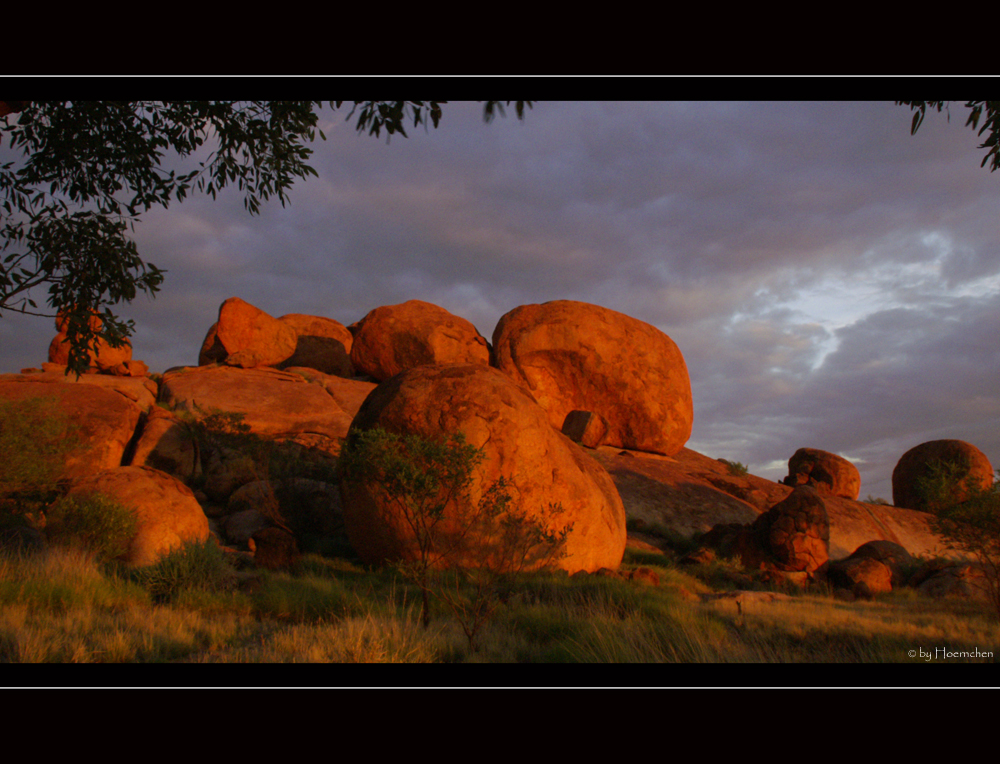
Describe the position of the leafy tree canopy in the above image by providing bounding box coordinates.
[897,100,1000,172]
[0,100,532,375]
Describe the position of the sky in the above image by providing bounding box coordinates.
[2,99,998,501]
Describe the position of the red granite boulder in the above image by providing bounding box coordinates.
[198,297,297,368]
[783,448,861,500]
[65,466,210,567]
[0,378,142,480]
[349,300,490,382]
[339,364,627,574]
[892,440,994,513]
[277,313,354,377]
[492,300,693,456]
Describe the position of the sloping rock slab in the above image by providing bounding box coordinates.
[1,370,157,412]
[0,376,143,479]
[158,366,375,455]
[588,447,769,538]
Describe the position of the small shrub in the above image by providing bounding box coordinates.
[45,493,137,563]
[865,495,891,505]
[913,458,973,515]
[719,459,749,477]
[130,540,237,604]
[339,427,572,649]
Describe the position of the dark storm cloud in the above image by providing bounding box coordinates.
[2,100,998,499]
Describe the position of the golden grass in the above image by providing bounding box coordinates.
[2,547,997,666]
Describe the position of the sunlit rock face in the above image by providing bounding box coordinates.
[340,364,627,574]
[492,300,693,456]
[349,299,490,382]
[198,297,298,369]
[158,365,374,460]
[891,439,994,512]
[65,466,209,567]
[783,448,861,501]
[0,377,143,479]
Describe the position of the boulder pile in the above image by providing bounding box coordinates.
[3,293,992,605]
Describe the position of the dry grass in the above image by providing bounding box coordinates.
[2,546,997,670]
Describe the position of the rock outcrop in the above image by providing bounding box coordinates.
[277,313,354,377]
[783,448,861,500]
[47,308,134,374]
[0,377,143,479]
[349,299,490,382]
[158,365,374,458]
[827,556,893,598]
[65,466,210,567]
[892,439,994,512]
[492,300,693,456]
[198,297,298,368]
[129,406,202,484]
[340,364,627,574]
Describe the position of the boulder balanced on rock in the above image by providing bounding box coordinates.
[492,300,693,456]
[783,448,861,500]
[349,299,491,382]
[339,364,627,574]
[199,297,298,369]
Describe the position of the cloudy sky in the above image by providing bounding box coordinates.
[2,99,998,501]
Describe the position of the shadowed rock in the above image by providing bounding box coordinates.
[892,439,994,512]
[783,447,861,500]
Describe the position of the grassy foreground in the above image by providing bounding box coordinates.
[2,543,998,672]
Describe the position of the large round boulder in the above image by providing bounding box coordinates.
[198,297,298,368]
[349,300,490,382]
[339,364,627,574]
[891,440,994,512]
[783,448,861,500]
[65,466,210,567]
[492,300,693,456]
[48,332,132,372]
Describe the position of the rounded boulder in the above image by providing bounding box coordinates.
[891,440,994,512]
[65,466,210,567]
[492,300,693,456]
[198,297,298,368]
[339,364,627,574]
[783,448,861,500]
[349,300,490,382]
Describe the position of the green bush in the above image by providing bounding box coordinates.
[719,459,749,477]
[913,458,976,515]
[129,540,237,604]
[930,470,1000,622]
[45,493,138,563]
[339,427,572,648]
